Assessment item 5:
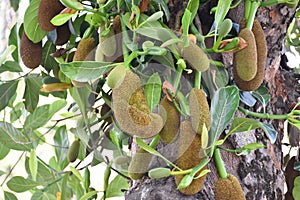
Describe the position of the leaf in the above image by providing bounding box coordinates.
[60,0,84,10]
[60,61,113,82]
[4,191,18,200]
[42,41,59,72]
[293,176,300,199]
[260,123,278,144]
[24,0,47,43]
[54,126,69,170]
[79,190,99,200]
[181,9,192,38]
[209,86,239,145]
[155,0,170,21]
[252,86,270,111]
[0,144,10,159]
[106,175,129,198]
[31,191,56,200]
[0,45,16,65]
[23,76,43,113]
[10,102,24,122]
[239,91,257,107]
[201,124,209,149]
[145,73,162,112]
[24,100,67,131]
[29,149,38,181]
[51,13,76,26]
[9,0,20,11]
[0,61,22,73]
[186,0,200,24]
[68,175,85,198]
[0,81,19,111]
[214,0,233,33]
[70,166,84,183]
[294,162,300,171]
[7,176,40,193]
[8,24,19,62]
[146,11,163,22]
[0,122,32,151]
[177,174,194,190]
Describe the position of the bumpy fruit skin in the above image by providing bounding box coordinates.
[99,27,117,57]
[234,19,267,91]
[189,88,211,134]
[234,29,257,81]
[106,65,127,89]
[38,0,65,31]
[20,32,42,69]
[214,174,246,200]
[68,140,80,162]
[128,148,152,180]
[175,120,207,195]
[112,71,163,138]
[159,96,180,144]
[55,23,71,45]
[73,38,96,61]
[181,42,210,72]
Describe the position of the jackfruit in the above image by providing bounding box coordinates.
[99,26,117,57]
[20,32,42,69]
[218,18,232,38]
[106,65,127,89]
[189,88,211,134]
[214,174,246,200]
[38,0,65,31]
[128,148,152,180]
[175,120,207,195]
[55,23,71,45]
[68,140,80,162]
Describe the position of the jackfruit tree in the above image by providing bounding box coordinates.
[0,0,300,199]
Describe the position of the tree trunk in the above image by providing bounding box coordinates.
[125,1,299,200]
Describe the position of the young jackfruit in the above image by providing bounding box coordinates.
[20,32,42,69]
[234,19,267,91]
[234,29,257,81]
[68,140,80,162]
[73,38,96,61]
[55,23,71,45]
[106,65,127,89]
[99,26,117,57]
[214,174,246,200]
[38,0,65,31]
[128,148,152,180]
[158,96,180,144]
[189,88,211,134]
[112,71,163,138]
[175,120,207,195]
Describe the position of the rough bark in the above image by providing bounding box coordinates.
[125,1,299,199]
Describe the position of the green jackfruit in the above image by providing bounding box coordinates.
[106,65,127,89]
[128,148,152,180]
[20,32,42,69]
[68,140,80,162]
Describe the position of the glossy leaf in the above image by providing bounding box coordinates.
[0,122,32,151]
[29,149,38,181]
[260,123,278,144]
[23,0,47,43]
[106,175,129,198]
[209,86,239,144]
[146,11,163,22]
[60,61,113,82]
[54,126,69,170]
[186,0,199,24]
[0,45,16,65]
[214,0,233,33]
[60,0,84,10]
[51,13,76,26]
[79,190,99,200]
[68,173,85,198]
[23,76,42,113]
[42,41,59,72]
[4,191,18,200]
[24,100,67,131]
[10,102,23,122]
[7,176,40,193]
[0,145,10,159]
[252,86,270,112]
[8,24,19,62]
[177,174,194,190]
[294,161,300,171]
[293,176,300,199]
[0,61,22,73]
[0,81,19,111]
[181,9,192,39]
[70,166,84,183]
[145,73,162,112]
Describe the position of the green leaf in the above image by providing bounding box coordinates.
[242,142,265,150]
[293,176,300,199]
[54,126,69,170]
[209,86,239,145]
[0,170,5,176]
[211,65,229,88]
[9,0,20,11]
[60,0,84,10]
[201,124,209,149]
[31,191,56,200]
[51,13,76,26]
[0,145,10,159]
[80,190,99,200]
[177,174,194,190]
[10,102,24,122]
[252,86,270,111]
[8,24,19,62]
[29,149,38,181]
[70,166,84,183]
[106,175,129,198]
[23,76,43,113]
[0,122,32,151]
[0,61,22,73]
[260,123,278,144]
[155,0,170,21]
[146,11,163,22]
[182,9,192,37]
[60,61,113,82]
[24,0,47,43]
[0,45,16,65]
[7,176,40,193]
[0,81,19,111]
[145,73,162,112]
[42,41,59,72]
[186,0,200,24]
[4,191,18,200]
[214,0,233,34]
[68,173,85,198]
[24,100,67,130]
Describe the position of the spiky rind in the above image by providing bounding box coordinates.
[128,148,152,180]
[189,88,211,134]
[20,32,42,69]
[38,0,65,31]
[234,29,257,81]
[159,96,180,143]
[214,174,246,200]
[175,120,207,195]
[68,140,80,162]
[55,23,71,45]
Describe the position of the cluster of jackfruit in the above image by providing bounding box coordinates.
[233,19,267,91]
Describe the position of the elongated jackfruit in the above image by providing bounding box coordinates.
[38,0,65,31]
[98,26,117,57]
[234,29,257,81]
[112,71,163,138]
[55,23,71,45]
[234,19,267,91]
[68,140,80,162]
[20,32,42,69]
[159,96,180,144]
[214,174,246,200]
[128,148,152,180]
[175,120,207,195]
[189,88,211,134]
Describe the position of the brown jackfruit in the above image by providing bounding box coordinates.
[55,23,71,45]
[175,120,207,195]
[128,148,153,180]
[20,32,42,69]
[214,174,246,200]
[189,88,211,134]
[38,0,65,31]
[233,29,257,81]
[159,96,180,144]
[68,140,80,162]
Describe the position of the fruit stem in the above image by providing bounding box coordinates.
[238,106,289,120]
[214,148,228,179]
[244,0,251,20]
[194,71,201,89]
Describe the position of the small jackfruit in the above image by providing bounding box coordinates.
[55,23,71,45]
[73,38,96,61]
[181,42,210,72]
[189,88,211,134]
[99,26,117,57]
[158,96,180,144]
[20,32,42,69]
[218,18,232,38]
[38,0,65,31]
[214,174,246,200]
[128,148,152,180]
[234,29,257,81]
[107,65,127,89]
[175,120,207,195]
[68,140,80,162]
